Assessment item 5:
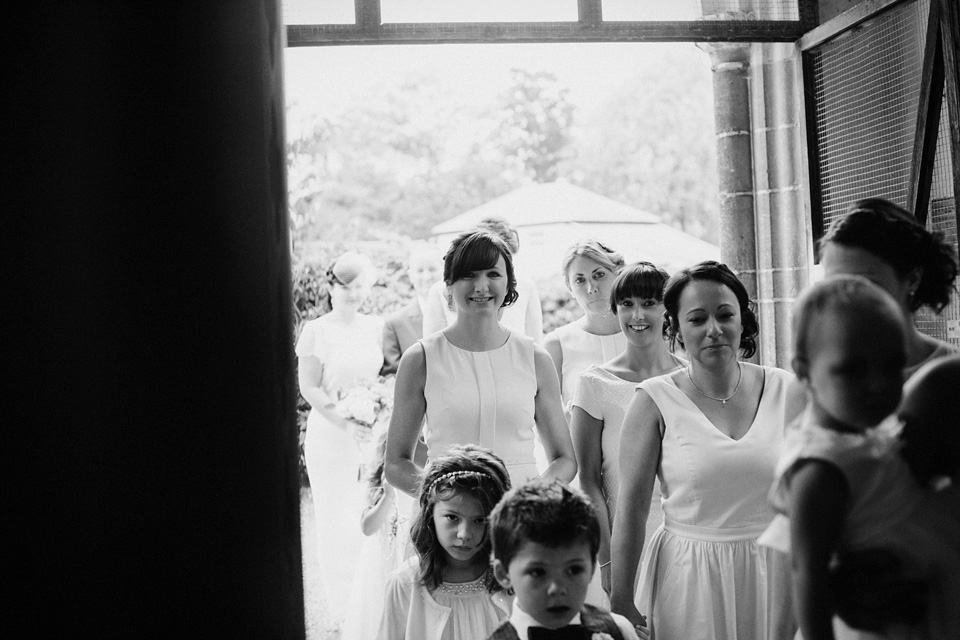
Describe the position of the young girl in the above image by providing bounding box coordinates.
[767,276,960,640]
[377,445,512,640]
[342,426,418,640]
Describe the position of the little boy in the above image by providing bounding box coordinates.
[487,480,645,640]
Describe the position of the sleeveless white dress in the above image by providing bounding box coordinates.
[421,330,539,486]
[635,367,796,640]
[295,313,385,620]
[546,317,626,415]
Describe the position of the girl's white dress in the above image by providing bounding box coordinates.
[377,557,509,640]
[635,367,796,640]
[295,313,385,617]
[342,487,416,640]
[764,410,960,640]
[420,330,541,486]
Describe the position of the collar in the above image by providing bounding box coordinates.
[509,601,581,638]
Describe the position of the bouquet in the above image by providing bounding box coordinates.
[335,375,395,432]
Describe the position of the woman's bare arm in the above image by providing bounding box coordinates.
[571,404,613,590]
[610,389,663,627]
[533,345,577,483]
[384,345,428,497]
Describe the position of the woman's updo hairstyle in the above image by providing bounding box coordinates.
[560,239,625,289]
[609,261,671,315]
[662,260,760,358]
[476,216,520,255]
[326,251,376,288]
[443,230,519,308]
[819,198,958,312]
[410,445,511,591]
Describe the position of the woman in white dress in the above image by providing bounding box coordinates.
[570,262,684,596]
[422,216,543,342]
[610,261,806,640]
[543,239,627,419]
[385,230,576,496]
[295,252,384,623]
[818,197,958,379]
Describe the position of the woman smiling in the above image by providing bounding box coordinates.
[386,230,577,496]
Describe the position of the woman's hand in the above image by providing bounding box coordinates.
[351,420,373,445]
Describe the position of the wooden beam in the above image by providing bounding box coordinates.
[909,0,944,224]
[354,0,381,29]
[578,0,602,26]
[287,20,806,47]
[940,0,960,234]
[798,0,819,33]
[799,0,909,51]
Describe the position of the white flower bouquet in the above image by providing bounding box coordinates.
[335,375,395,430]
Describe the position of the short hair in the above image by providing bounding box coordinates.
[489,480,601,571]
[442,230,519,307]
[560,239,625,288]
[819,198,958,312]
[791,275,906,365]
[410,445,511,591]
[476,216,520,254]
[662,261,760,358]
[609,261,671,315]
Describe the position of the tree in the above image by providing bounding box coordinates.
[487,69,576,183]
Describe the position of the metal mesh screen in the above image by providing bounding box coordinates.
[807,0,924,233]
[915,90,959,346]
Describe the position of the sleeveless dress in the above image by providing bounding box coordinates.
[295,313,385,619]
[547,317,626,415]
[421,331,539,486]
[635,367,795,640]
[765,411,960,640]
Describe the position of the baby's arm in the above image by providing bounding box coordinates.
[360,483,396,536]
[789,459,850,640]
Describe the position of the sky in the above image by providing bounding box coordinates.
[283,41,710,139]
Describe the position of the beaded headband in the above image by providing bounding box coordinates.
[425,469,496,495]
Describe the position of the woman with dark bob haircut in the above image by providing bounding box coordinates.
[611,260,805,640]
[819,197,958,378]
[386,230,576,496]
[569,262,685,599]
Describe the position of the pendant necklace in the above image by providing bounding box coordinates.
[687,361,742,406]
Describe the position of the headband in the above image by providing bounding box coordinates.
[426,469,496,495]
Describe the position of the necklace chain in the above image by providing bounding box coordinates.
[686,361,742,406]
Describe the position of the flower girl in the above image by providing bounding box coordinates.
[377,445,512,640]
[341,426,417,640]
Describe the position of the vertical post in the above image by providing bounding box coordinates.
[578,0,602,25]
[355,0,382,29]
[939,0,960,231]
[699,43,759,330]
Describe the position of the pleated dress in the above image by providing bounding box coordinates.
[635,367,796,640]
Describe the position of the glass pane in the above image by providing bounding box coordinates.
[283,0,355,25]
[603,0,799,21]
[381,0,579,23]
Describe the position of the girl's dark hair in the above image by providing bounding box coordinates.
[662,260,760,358]
[410,445,511,591]
[363,427,389,493]
[609,261,671,314]
[443,231,519,308]
[819,198,958,312]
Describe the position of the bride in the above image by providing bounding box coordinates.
[296,251,383,628]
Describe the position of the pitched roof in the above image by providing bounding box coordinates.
[431,181,661,234]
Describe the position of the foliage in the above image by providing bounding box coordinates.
[538,277,585,335]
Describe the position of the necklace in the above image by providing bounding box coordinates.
[686,361,742,406]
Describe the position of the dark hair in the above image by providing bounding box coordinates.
[662,260,760,358]
[818,198,958,312]
[411,445,511,591]
[791,275,905,365]
[362,426,389,493]
[443,231,519,308]
[609,261,671,314]
[489,480,601,571]
[476,216,520,254]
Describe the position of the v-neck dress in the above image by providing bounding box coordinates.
[633,366,796,640]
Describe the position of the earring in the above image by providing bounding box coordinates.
[506,587,515,596]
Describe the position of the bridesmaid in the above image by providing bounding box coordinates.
[570,262,684,595]
[386,230,576,495]
[543,239,627,419]
[296,252,384,625]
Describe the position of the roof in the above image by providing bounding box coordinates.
[431,181,662,234]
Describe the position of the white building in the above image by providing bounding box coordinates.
[431,181,720,281]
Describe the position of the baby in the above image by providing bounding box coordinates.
[487,480,644,640]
